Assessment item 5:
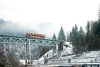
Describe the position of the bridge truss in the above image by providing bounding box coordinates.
[0,35,61,65]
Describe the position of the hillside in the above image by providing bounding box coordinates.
[30,42,100,65]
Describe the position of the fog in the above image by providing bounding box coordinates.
[0,19,36,36]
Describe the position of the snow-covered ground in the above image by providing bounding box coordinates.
[19,59,25,65]
[47,51,100,64]
[20,42,100,65]
[61,42,73,56]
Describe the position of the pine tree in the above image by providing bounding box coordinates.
[51,33,57,50]
[71,24,79,53]
[78,26,85,43]
[71,24,79,43]
[58,26,66,51]
[86,21,92,51]
[52,33,56,40]
[78,26,85,52]
[58,26,66,40]
[67,31,72,42]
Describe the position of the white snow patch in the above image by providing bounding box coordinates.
[19,59,25,65]
[61,42,73,56]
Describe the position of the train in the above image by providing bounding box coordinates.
[0,33,45,39]
[25,33,45,39]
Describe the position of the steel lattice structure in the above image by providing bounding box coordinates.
[0,35,61,65]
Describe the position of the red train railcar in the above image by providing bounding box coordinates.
[25,33,45,39]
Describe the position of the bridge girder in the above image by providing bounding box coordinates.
[0,35,60,46]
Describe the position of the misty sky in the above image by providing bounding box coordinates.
[0,0,100,37]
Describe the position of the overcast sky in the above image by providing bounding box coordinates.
[0,0,100,37]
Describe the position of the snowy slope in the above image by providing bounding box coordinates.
[39,49,53,60]
[20,41,100,65]
[61,42,73,56]
[38,41,100,64]
[39,42,73,60]
[33,42,73,65]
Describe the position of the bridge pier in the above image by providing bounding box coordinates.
[25,40,32,66]
[56,42,58,57]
